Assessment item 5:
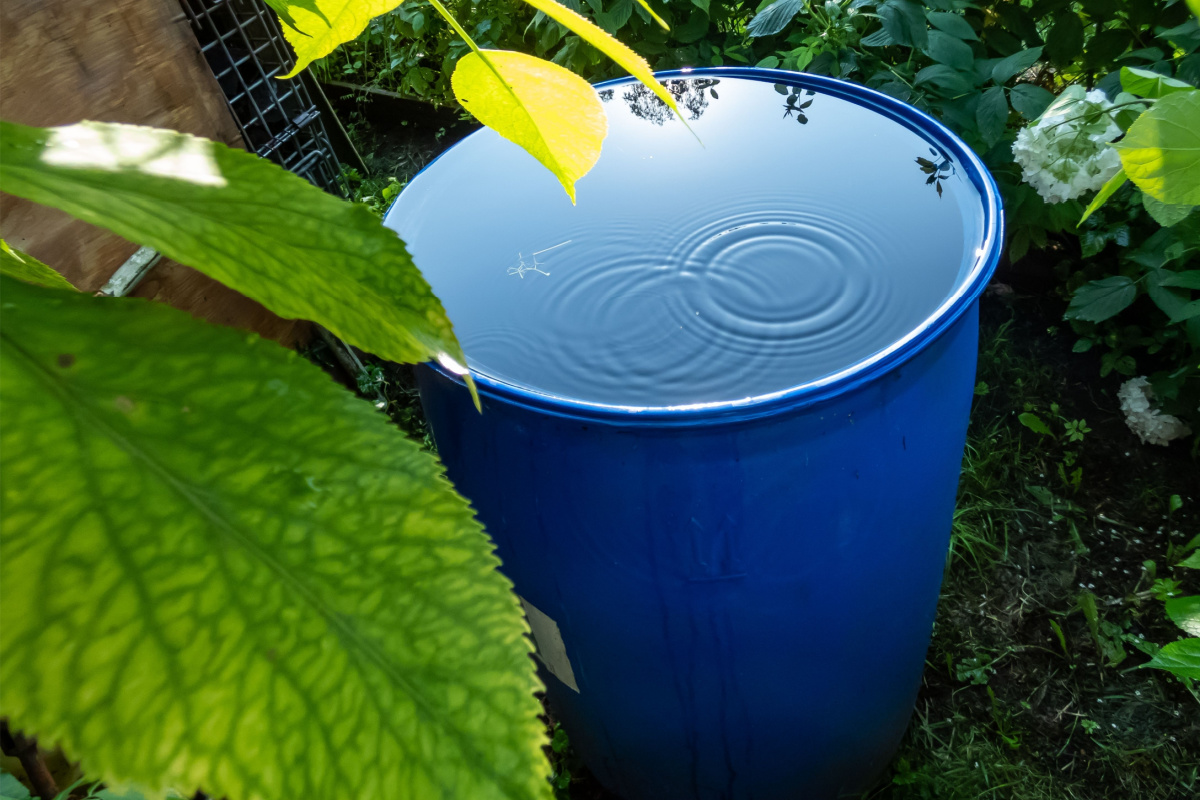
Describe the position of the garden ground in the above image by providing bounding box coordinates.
[320,90,1200,800]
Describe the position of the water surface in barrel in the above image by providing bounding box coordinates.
[385,74,986,408]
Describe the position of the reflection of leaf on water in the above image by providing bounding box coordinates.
[775,83,815,125]
[916,145,956,198]
[605,79,721,125]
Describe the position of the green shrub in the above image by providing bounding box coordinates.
[320,0,1200,433]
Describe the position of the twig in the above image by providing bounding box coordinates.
[0,721,59,799]
[316,326,365,383]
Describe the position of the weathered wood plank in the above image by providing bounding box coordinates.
[0,0,310,346]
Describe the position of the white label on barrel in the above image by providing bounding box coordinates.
[519,596,580,693]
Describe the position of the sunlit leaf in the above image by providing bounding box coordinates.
[1119,66,1195,100]
[1166,596,1200,637]
[1115,90,1200,206]
[1142,638,1200,679]
[0,120,471,386]
[0,239,75,291]
[632,0,669,30]
[0,276,550,800]
[1079,167,1127,224]
[519,0,684,122]
[1180,551,1200,569]
[275,1,406,78]
[261,0,317,36]
[451,50,606,202]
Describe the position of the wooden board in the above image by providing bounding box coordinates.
[0,0,310,347]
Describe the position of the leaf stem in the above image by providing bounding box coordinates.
[0,721,59,800]
[427,0,515,109]
[1038,99,1150,133]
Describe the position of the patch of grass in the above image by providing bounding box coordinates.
[869,300,1200,800]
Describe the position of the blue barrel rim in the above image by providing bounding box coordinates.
[398,66,1003,425]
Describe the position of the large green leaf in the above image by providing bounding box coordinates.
[747,0,804,38]
[991,46,1043,84]
[1009,83,1055,120]
[976,86,1009,148]
[275,1,407,78]
[878,0,927,49]
[926,11,977,40]
[0,276,550,800]
[452,50,607,202]
[1120,67,1195,100]
[1142,638,1200,679]
[0,239,75,291]
[925,30,974,71]
[1142,194,1194,227]
[1166,596,1200,637]
[0,120,471,383]
[1115,90,1200,206]
[1064,276,1137,322]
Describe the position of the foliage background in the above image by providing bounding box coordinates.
[320,0,1200,428]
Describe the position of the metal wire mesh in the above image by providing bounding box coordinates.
[178,0,347,195]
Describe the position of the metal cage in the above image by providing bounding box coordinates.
[178,0,347,195]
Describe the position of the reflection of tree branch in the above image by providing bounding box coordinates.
[916,145,956,199]
[605,79,721,125]
[775,84,816,125]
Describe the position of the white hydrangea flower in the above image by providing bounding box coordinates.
[1117,377,1192,446]
[1012,87,1124,204]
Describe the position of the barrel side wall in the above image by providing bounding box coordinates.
[417,303,980,800]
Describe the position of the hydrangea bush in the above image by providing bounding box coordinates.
[1012,86,1125,204]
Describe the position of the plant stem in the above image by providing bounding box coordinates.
[427,0,513,95]
[1039,99,1149,133]
[0,721,59,800]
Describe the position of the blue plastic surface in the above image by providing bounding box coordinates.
[389,68,1002,798]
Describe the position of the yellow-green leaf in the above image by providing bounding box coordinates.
[0,120,471,388]
[1114,90,1200,206]
[633,0,670,30]
[276,1,407,78]
[0,275,551,800]
[0,240,75,291]
[1079,167,1126,224]
[519,0,684,122]
[452,50,607,202]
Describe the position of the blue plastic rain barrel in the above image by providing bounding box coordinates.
[384,67,1002,799]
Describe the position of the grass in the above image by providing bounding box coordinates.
[320,108,1199,799]
[872,302,1200,800]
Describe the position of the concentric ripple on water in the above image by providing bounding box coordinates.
[385,75,987,407]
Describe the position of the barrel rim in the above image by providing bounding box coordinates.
[397,66,1003,424]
